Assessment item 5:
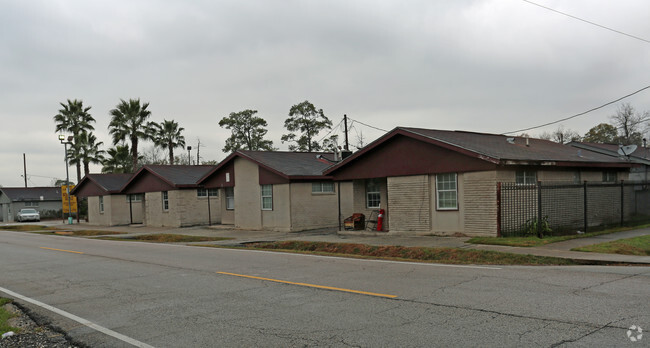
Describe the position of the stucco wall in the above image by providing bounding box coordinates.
[430,174,464,234]
[338,181,354,224]
[289,182,339,231]
[352,179,388,230]
[261,184,291,231]
[234,158,262,229]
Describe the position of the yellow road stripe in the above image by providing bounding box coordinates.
[40,247,84,254]
[217,271,397,298]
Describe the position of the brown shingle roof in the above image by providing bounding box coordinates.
[138,165,216,187]
[238,151,336,177]
[0,187,61,202]
[85,174,132,193]
[401,127,631,164]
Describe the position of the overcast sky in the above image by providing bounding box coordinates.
[1,0,649,187]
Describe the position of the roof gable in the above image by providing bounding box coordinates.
[199,150,334,186]
[71,174,132,197]
[326,127,634,177]
[122,165,216,193]
[327,134,496,180]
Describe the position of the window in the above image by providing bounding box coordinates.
[436,173,458,210]
[99,196,104,213]
[573,171,581,184]
[197,188,219,197]
[603,171,617,182]
[24,201,39,207]
[366,179,381,209]
[162,191,169,211]
[261,185,273,210]
[312,182,335,193]
[515,170,536,185]
[127,194,143,202]
[225,187,234,210]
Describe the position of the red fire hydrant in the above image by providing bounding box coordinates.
[376,209,385,231]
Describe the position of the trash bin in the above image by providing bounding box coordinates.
[67,217,73,224]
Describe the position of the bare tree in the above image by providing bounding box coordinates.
[610,103,648,145]
[538,126,580,144]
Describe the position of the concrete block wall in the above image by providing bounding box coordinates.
[387,175,430,232]
[289,182,339,231]
[462,171,497,236]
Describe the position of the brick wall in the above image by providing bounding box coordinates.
[462,171,497,236]
[387,175,430,232]
[290,182,339,231]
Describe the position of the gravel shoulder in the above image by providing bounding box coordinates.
[1,301,81,348]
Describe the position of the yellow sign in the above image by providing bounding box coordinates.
[61,185,78,213]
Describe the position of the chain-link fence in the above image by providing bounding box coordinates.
[497,181,650,237]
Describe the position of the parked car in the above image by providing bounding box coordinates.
[17,208,40,222]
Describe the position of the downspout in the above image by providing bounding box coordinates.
[337,181,341,231]
[129,194,133,224]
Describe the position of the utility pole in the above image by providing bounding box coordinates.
[343,114,349,151]
[23,153,27,187]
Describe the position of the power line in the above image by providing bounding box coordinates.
[318,118,344,143]
[502,84,650,135]
[522,0,650,45]
[346,117,389,133]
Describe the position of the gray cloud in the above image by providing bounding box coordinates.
[1,0,649,186]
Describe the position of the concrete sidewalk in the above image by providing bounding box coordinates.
[38,221,650,265]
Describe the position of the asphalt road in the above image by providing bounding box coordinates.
[0,230,648,347]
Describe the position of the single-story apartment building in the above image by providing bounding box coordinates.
[569,141,650,182]
[0,187,62,222]
[115,165,217,227]
[325,127,635,237]
[199,150,353,232]
[71,174,134,226]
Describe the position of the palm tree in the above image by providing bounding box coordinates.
[53,99,96,183]
[78,132,105,176]
[108,99,152,172]
[150,119,186,165]
[102,145,133,174]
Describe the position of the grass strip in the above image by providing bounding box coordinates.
[206,241,582,265]
[100,233,232,243]
[571,235,650,256]
[467,224,650,247]
[0,225,59,232]
[35,230,126,236]
[0,298,20,335]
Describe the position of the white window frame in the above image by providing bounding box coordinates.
[515,170,537,185]
[366,179,381,209]
[197,188,219,197]
[127,194,143,202]
[225,187,234,210]
[99,196,104,213]
[162,191,169,211]
[261,185,273,210]
[436,173,458,210]
[312,182,335,193]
